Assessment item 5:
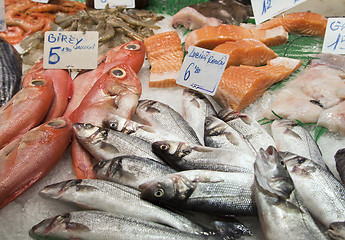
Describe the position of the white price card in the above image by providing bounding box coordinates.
[322,18,345,54]
[43,31,98,69]
[176,46,228,96]
[0,0,5,32]
[94,0,135,9]
[251,0,306,24]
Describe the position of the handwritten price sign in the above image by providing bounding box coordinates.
[251,0,306,24]
[94,0,134,9]
[43,31,98,69]
[176,46,228,96]
[0,0,5,32]
[322,18,345,54]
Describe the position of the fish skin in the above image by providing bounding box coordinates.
[22,60,73,122]
[93,155,175,190]
[271,119,327,170]
[69,64,142,179]
[139,170,256,215]
[63,40,145,118]
[334,148,345,185]
[152,140,255,173]
[182,89,217,145]
[0,78,55,150]
[136,100,201,145]
[73,123,165,164]
[29,210,218,240]
[254,146,328,240]
[0,117,72,209]
[39,179,204,233]
[0,37,22,107]
[328,221,345,240]
[218,108,276,154]
[204,115,254,154]
[283,152,345,228]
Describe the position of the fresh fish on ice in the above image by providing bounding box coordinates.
[182,89,217,145]
[93,155,176,190]
[140,170,256,215]
[136,100,201,145]
[152,140,255,173]
[254,146,328,240]
[271,119,327,170]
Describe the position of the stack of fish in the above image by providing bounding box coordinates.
[28,87,345,239]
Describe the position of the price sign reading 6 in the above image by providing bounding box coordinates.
[184,63,201,81]
[48,47,61,65]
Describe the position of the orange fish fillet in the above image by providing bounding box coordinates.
[184,24,288,50]
[214,57,302,111]
[144,31,184,88]
[212,38,278,67]
[258,12,327,37]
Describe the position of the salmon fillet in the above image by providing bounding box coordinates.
[214,57,302,111]
[144,31,184,88]
[184,24,288,50]
[212,38,278,67]
[258,12,327,37]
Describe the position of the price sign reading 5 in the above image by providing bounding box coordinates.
[48,47,61,65]
[184,63,201,81]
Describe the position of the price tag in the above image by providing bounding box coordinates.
[43,31,98,69]
[0,0,5,32]
[176,46,228,96]
[251,0,306,24]
[322,18,345,54]
[94,0,135,9]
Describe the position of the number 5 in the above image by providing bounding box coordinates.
[48,47,61,65]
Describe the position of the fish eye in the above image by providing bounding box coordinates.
[280,161,285,166]
[124,43,141,51]
[96,161,106,168]
[296,157,305,164]
[84,123,93,129]
[160,144,169,151]
[154,189,164,198]
[109,122,118,129]
[110,68,126,78]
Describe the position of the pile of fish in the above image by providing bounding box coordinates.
[28,88,345,239]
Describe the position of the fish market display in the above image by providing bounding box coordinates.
[0,117,72,209]
[254,146,327,240]
[171,0,252,30]
[144,31,183,87]
[93,155,175,190]
[212,38,278,67]
[0,37,22,107]
[184,24,288,50]
[214,57,301,111]
[140,170,256,215]
[0,78,54,149]
[282,152,345,228]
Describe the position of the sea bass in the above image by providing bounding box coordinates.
[29,211,219,240]
[93,155,175,190]
[136,100,201,145]
[140,170,256,215]
[39,179,204,233]
[254,146,328,240]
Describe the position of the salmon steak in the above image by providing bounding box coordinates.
[144,31,184,88]
[214,57,302,111]
[212,38,278,67]
[184,24,288,50]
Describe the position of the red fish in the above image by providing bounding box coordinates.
[0,78,55,149]
[63,40,146,118]
[0,117,72,209]
[22,60,73,122]
[70,64,142,179]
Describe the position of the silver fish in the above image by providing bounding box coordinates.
[139,170,256,215]
[152,140,255,173]
[136,100,201,145]
[204,115,254,154]
[39,179,204,233]
[73,123,165,164]
[93,155,176,190]
[271,119,327,170]
[254,146,328,240]
[29,210,218,240]
[218,108,276,153]
[182,89,217,145]
[282,152,345,228]
[328,221,345,240]
[102,114,184,144]
[334,148,345,185]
